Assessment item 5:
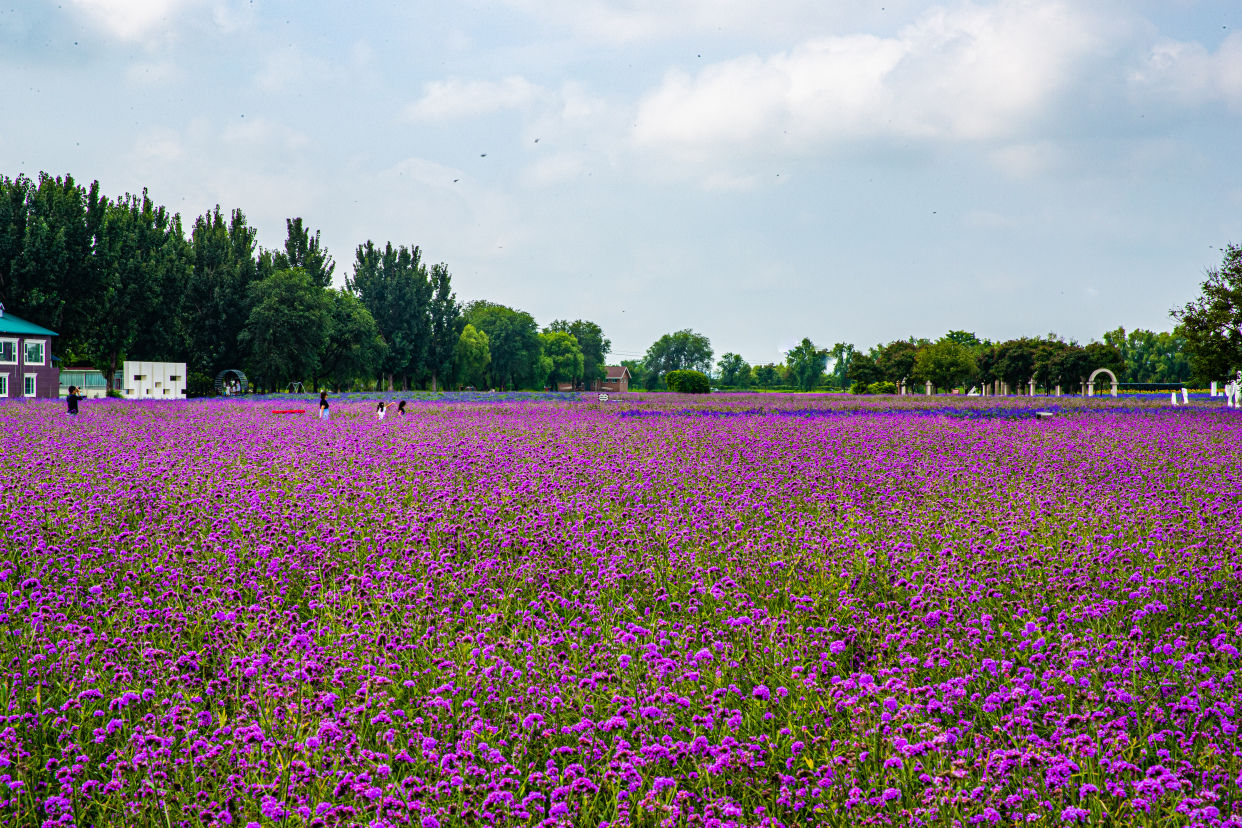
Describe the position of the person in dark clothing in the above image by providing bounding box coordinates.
[66,386,85,415]
[397,400,406,415]
[319,391,330,420]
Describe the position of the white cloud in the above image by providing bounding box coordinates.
[67,0,193,40]
[633,0,1107,161]
[1129,31,1242,107]
[496,0,926,43]
[405,77,544,122]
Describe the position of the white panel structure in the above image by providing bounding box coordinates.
[121,361,188,399]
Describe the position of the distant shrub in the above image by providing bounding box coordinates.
[867,381,898,395]
[665,370,711,394]
[850,380,868,394]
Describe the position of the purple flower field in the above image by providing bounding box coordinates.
[3,395,1241,827]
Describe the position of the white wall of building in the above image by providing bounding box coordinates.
[121,361,187,399]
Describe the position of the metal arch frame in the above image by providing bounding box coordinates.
[214,369,249,395]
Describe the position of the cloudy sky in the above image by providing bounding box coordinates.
[4,0,1240,364]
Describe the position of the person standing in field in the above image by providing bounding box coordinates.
[376,400,387,420]
[319,391,330,420]
[65,386,85,415]
[397,400,406,415]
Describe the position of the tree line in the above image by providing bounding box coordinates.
[0,173,610,393]
[4,172,1237,396]
[628,327,1200,393]
[626,245,1240,393]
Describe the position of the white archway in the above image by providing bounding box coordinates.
[1086,367,1118,398]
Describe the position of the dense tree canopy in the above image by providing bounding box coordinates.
[239,268,331,390]
[274,218,335,289]
[546,319,610,389]
[1173,243,1242,383]
[464,302,541,390]
[785,338,828,391]
[0,169,1217,397]
[185,207,265,375]
[1102,327,1191,384]
[874,340,922,385]
[913,338,976,391]
[539,331,585,388]
[454,324,490,389]
[643,329,712,389]
[320,290,386,391]
[716,352,751,387]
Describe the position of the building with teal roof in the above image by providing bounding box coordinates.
[0,305,59,399]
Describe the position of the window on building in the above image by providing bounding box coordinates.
[0,339,15,364]
[23,374,36,397]
[23,340,44,365]
[0,374,7,396]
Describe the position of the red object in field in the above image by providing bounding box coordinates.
[272,409,305,414]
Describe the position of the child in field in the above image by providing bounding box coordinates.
[397,400,406,415]
[319,391,330,420]
[377,400,387,420]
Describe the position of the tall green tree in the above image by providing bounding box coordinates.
[912,338,976,391]
[716,352,751,387]
[239,268,330,390]
[539,331,584,388]
[827,343,855,390]
[348,241,432,390]
[425,263,461,391]
[845,351,880,387]
[274,217,335,288]
[642,329,713,389]
[84,191,192,389]
[875,340,922,385]
[1170,246,1242,383]
[0,174,106,357]
[463,301,541,389]
[978,338,1040,390]
[454,323,490,388]
[753,363,785,388]
[546,320,610,389]
[319,290,386,391]
[129,219,194,364]
[0,176,32,312]
[1101,327,1191,384]
[786,338,829,391]
[185,206,263,375]
[942,330,984,348]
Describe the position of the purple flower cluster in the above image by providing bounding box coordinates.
[1,395,1241,827]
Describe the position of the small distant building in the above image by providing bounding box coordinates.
[0,307,58,399]
[59,368,109,399]
[599,365,631,393]
[117,361,188,399]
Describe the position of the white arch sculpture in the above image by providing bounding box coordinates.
[1085,368,1118,398]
